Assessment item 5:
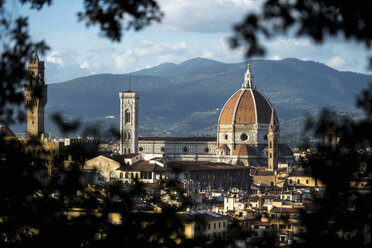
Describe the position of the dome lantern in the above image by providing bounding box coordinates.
[242,63,256,89]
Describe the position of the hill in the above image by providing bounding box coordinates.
[12,58,372,138]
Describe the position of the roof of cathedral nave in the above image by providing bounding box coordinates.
[167,161,249,170]
[139,136,216,142]
[218,64,279,127]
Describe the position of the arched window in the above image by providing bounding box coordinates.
[120,172,123,179]
[97,171,105,182]
[124,132,127,140]
[270,141,272,148]
[125,172,129,178]
[128,148,131,154]
[128,132,131,140]
[125,109,130,123]
[270,152,272,158]
[110,171,115,181]
[124,148,127,154]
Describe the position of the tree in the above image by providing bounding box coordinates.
[231,0,372,68]
[230,1,372,246]
[2,0,372,247]
[0,0,162,125]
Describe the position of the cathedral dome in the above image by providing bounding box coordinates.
[217,64,279,147]
[218,65,278,126]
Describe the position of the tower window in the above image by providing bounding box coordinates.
[270,152,272,158]
[125,109,130,123]
[139,147,144,152]
[224,134,228,140]
[270,141,272,148]
[240,133,248,141]
[128,132,131,140]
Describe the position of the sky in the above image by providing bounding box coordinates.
[13,0,372,84]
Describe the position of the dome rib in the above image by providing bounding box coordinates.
[218,90,242,125]
[235,90,256,125]
[252,90,274,124]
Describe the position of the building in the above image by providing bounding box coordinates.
[119,64,294,168]
[287,170,325,188]
[21,51,99,183]
[82,155,251,191]
[24,51,47,138]
[180,211,228,240]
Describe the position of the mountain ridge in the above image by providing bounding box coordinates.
[11,57,372,139]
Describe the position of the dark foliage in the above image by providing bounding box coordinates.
[231,0,372,67]
[297,89,372,247]
[78,0,163,41]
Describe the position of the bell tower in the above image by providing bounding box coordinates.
[119,90,139,154]
[267,108,279,171]
[24,51,47,138]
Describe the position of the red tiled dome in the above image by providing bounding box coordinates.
[218,89,278,126]
[218,65,279,127]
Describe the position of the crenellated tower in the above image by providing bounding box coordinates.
[267,108,279,171]
[119,90,139,154]
[24,51,47,138]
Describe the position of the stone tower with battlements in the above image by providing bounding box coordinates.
[119,90,139,154]
[267,108,279,171]
[24,51,47,138]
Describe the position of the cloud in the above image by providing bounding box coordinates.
[270,55,281,60]
[46,51,65,67]
[80,61,90,69]
[158,0,261,33]
[113,49,138,73]
[327,56,358,70]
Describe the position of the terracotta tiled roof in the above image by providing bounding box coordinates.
[218,144,230,150]
[218,88,278,126]
[253,90,275,124]
[233,144,257,156]
[235,90,256,124]
[251,221,270,226]
[219,90,242,124]
[167,161,249,171]
[138,136,216,142]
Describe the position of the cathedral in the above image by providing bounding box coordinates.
[119,64,294,168]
